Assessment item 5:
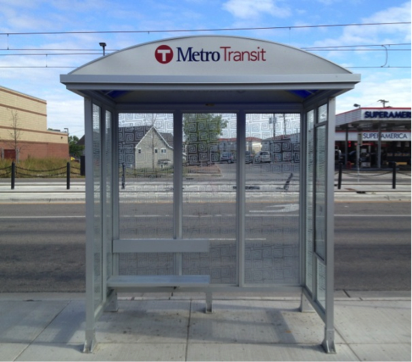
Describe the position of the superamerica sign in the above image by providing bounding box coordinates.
[155,44,267,64]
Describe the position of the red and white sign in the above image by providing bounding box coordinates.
[154,44,267,64]
[155,45,174,64]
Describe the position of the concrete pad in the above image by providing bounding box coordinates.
[95,300,190,343]
[16,343,186,361]
[0,343,28,361]
[189,300,344,345]
[0,293,85,301]
[187,343,358,361]
[349,343,411,361]
[346,291,411,300]
[212,291,302,300]
[0,301,68,344]
[335,301,411,344]
[34,301,85,344]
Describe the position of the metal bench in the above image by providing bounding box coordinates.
[109,238,212,312]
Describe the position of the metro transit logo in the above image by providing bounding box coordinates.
[154,44,267,64]
[155,45,174,64]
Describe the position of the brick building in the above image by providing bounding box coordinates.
[0,85,69,160]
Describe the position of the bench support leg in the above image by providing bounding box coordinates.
[205,291,213,313]
[300,292,314,313]
[104,290,119,312]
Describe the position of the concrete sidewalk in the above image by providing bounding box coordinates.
[0,177,410,203]
[0,291,410,361]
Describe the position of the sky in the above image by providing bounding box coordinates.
[0,0,410,137]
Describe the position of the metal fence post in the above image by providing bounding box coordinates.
[67,162,71,190]
[391,162,396,189]
[338,163,343,190]
[121,162,125,190]
[11,162,15,190]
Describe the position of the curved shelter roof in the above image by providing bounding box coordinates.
[61,35,360,106]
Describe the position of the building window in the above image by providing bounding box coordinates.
[154,148,158,153]
[138,148,141,154]
[161,148,166,154]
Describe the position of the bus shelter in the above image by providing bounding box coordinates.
[61,35,360,353]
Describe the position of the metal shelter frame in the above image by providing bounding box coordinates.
[61,35,360,354]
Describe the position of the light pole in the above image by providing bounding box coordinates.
[99,42,107,56]
[378,99,389,107]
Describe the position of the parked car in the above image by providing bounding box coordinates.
[220,152,234,163]
[254,151,270,163]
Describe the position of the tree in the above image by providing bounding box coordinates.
[183,114,228,165]
[7,109,23,162]
[69,135,84,158]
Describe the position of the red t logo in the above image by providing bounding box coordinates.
[155,45,173,64]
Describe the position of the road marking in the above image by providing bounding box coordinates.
[250,204,300,213]
[0,214,410,219]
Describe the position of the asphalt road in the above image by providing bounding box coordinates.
[0,201,410,293]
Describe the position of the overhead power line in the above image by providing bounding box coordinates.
[0,21,410,36]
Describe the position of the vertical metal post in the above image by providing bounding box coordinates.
[121,162,125,189]
[112,110,120,278]
[337,162,342,190]
[377,123,382,169]
[237,110,246,287]
[173,110,183,275]
[344,126,348,167]
[323,98,336,353]
[11,162,15,190]
[392,162,396,189]
[299,110,306,288]
[356,132,361,172]
[66,162,71,190]
[84,98,96,353]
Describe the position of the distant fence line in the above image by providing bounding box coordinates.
[335,162,410,190]
[0,162,82,190]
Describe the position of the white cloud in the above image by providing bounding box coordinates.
[47,94,84,137]
[313,2,411,47]
[336,73,411,113]
[222,0,290,19]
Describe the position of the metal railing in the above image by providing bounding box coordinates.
[2,162,81,190]
[335,162,410,189]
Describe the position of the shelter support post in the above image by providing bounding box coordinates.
[322,98,336,353]
[236,111,246,287]
[84,97,98,353]
[173,111,183,275]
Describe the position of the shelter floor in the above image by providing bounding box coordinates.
[0,291,410,361]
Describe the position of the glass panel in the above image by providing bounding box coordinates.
[118,113,174,275]
[92,104,102,308]
[182,113,236,283]
[105,111,112,279]
[305,110,315,292]
[245,114,300,284]
[316,259,326,310]
[315,125,327,260]
[317,104,327,123]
